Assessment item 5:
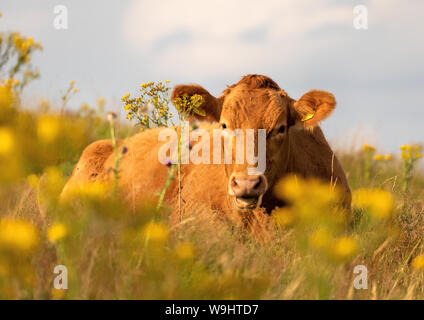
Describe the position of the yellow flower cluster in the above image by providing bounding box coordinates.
[47,223,68,243]
[37,115,61,144]
[12,32,41,56]
[142,221,169,242]
[0,127,14,156]
[2,78,20,88]
[121,93,130,102]
[274,175,341,219]
[362,143,376,153]
[330,236,358,262]
[140,82,154,88]
[373,154,392,161]
[412,255,424,270]
[307,229,358,262]
[273,175,360,263]
[121,81,172,128]
[352,188,394,219]
[0,218,39,252]
[61,181,109,203]
[174,93,205,117]
[400,144,422,160]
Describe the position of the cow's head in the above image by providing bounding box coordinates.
[171,74,336,210]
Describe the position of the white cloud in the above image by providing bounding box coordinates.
[122,0,424,82]
[122,0,352,76]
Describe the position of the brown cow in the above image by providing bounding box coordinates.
[61,75,351,224]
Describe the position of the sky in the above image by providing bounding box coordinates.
[1,0,423,153]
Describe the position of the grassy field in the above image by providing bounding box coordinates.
[1,85,423,300]
[1,19,424,300]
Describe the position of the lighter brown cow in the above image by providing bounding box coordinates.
[61,75,351,222]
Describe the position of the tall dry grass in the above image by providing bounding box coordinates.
[1,13,424,299]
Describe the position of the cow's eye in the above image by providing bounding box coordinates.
[277,125,285,134]
[220,123,227,129]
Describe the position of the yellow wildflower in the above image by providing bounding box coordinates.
[352,189,394,219]
[412,255,424,270]
[274,175,340,209]
[416,152,422,159]
[0,127,14,155]
[400,144,412,151]
[26,37,34,46]
[37,115,60,144]
[51,288,66,300]
[47,223,68,243]
[61,182,108,203]
[121,93,130,101]
[401,151,411,160]
[124,104,131,111]
[384,154,392,160]
[97,97,105,106]
[362,144,376,153]
[27,174,39,188]
[142,221,169,242]
[331,236,358,262]
[0,219,38,251]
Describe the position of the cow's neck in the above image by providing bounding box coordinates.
[287,126,335,179]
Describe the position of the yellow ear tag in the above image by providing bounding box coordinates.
[301,110,316,122]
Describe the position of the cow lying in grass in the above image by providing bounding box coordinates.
[61,75,351,225]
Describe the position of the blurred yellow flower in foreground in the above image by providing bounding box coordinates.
[47,223,68,243]
[26,174,39,188]
[175,242,195,260]
[274,175,340,210]
[37,115,60,144]
[352,189,394,219]
[51,288,66,300]
[142,221,169,242]
[412,255,424,270]
[384,154,392,160]
[0,127,14,155]
[0,218,38,251]
[273,207,297,227]
[331,237,358,262]
[60,182,108,203]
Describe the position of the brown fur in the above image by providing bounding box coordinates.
[62,74,351,230]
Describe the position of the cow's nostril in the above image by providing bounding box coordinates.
[253,179,261,189]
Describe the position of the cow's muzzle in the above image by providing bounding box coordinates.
[228,173,268,210]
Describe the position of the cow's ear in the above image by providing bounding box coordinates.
[291,90,336,128]
[171,84,222,122]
